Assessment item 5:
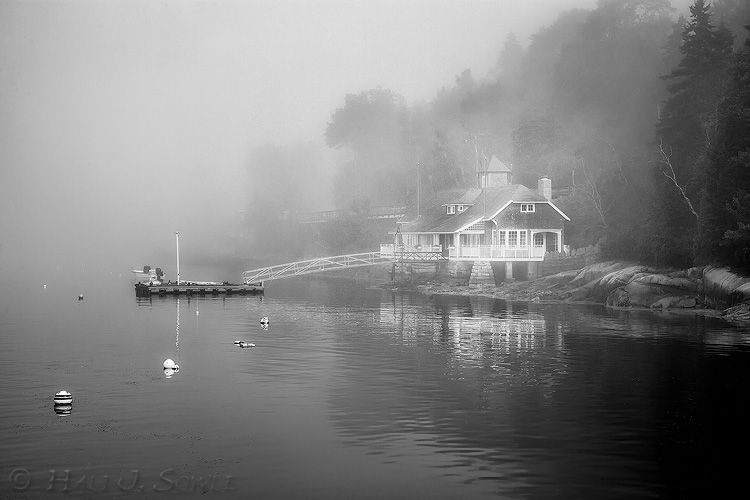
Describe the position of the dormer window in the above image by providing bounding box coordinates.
[447,205,456,215]
[457,205,465,212]
[520,204,535,213]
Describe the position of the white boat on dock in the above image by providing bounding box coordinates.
[131,266,165,285]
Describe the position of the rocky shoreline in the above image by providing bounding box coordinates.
[400,261,750,325]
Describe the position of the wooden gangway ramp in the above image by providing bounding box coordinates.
[242,252,393,284]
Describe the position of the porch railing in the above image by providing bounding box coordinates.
[381,244,547,260]
[449,245,546,260]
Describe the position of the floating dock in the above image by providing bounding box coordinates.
[135,282,264,298]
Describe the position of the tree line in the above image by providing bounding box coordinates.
[321,0,750,272]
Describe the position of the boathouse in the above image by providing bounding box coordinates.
[381,157,570,281]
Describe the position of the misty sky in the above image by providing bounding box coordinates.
[3,0,694,274]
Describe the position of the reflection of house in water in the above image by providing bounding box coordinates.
[380,295,564,355]
[326,293,576,490]
[379,295,571,397]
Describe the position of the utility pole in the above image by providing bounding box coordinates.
[483,155,487,216]
[417,161,421,218]
[474,134,480,187]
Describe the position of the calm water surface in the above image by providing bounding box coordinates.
[1,269,749,499]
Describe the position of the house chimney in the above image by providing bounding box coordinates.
[538,177,552,200]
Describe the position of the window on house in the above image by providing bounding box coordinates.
[447,205,455,215]
[460,234,480,247]
[519,231,527,247]
[508,231,518,247]
[457,205,465,212]
[533,233,544,247]
[497,230,506,247]
[520,204,535,213]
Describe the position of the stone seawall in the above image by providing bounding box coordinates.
[390,244,602,286]
[540,244,600,277]
[438,261,473,285]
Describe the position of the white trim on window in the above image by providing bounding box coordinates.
[520,203,535,213]
[447,205,455,215]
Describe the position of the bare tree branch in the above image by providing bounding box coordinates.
[579,158,609,229]
[607,142,629,188]
[658,138,699,221]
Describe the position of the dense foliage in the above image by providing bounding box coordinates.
[320,0,750,273]
[244,0,749,272]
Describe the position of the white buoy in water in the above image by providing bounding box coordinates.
[163,359,176,369]
[44,284,47,289]
[54,390,73,405]
[260,317,269,327]
[238,342,256,348]
[78,294,84,300]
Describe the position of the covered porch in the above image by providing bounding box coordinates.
[384,228,562,262]
[450,229,561,261]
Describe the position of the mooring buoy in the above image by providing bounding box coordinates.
[163,359,178,370]
[54,390,73,405]
[260,316,269,327]
[78,294,84,300]
[54,404,72,416]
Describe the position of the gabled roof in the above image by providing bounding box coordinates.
[397,184,569,234]
[487,156,512,173]
[441,189,478,206]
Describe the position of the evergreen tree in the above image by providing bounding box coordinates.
[697,26,750,271]
[657,0,733,175]
[661,15,686,76]
[496,33,524,88]
[648,0,734,266]
[713,0,750,50]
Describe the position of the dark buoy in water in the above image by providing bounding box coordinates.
[78,294,84,300]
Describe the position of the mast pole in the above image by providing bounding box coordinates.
[175,231,180,285]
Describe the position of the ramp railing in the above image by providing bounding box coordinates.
[242,252,391,284]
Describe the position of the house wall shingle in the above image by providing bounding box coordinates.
[492,203,565,230]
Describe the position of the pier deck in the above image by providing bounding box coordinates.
[135,282,264,298]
